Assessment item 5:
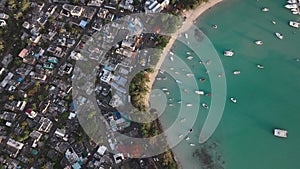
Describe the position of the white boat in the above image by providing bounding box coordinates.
[285,4,298,9]
[169,104,174,107]
[233,71,241,75]
[275,32,283,39]
[272,20,277,24]
[190,143,195,146]
[186,73,194,77]
[185,33,188,39]
[176,79,182,84]
[179,134,184,138]
[291,8,298,12]
[202,103,208,109]
[186,104,193,107]
[289,21,300,28]
[169,51,174,55]
[177,100,182,104]
[162,88,168,91]
[274,129,288,138]
[255,40,263,45]
[223,50,234,56]
[195,90,204,95]
[187,56,193,60]
[287,0,297,4]
[156,77,162,80]
[257,64,264,69]
[166,92,170,95]
[170,56,174,61]
[186,51,191,55]
[262,7,269,12]
[292,11,299,14]
[185,136,190,141]
[230,97,237,103]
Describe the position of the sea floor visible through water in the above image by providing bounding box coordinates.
[151,0,300,168]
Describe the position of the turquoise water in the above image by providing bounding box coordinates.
[152,0,300,168]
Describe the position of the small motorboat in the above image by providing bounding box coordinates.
[186,51,191,55]
[199,78,206,82]
[190,143,195,146]
[285,4,298,9]
[275,32,284,39]
[272,20,276,24]
[185,136,190,141]
[176,79,183,84]
[202,103,209,109]
[162,88,168,91]
[175,71,180,74]
[169,104,174,107]
[170,56,174,61]
[212,24,218,29]
[166,92,170,95]
[187,56,193,60]
[287,0,297,4]
[177,100,182,104]
[179,134,184,138]
[274,129,287,138]
[255,40,263,45]
[169,51,174,55]
[262,7,269,12]
[223,50,234,56]
[289,21,300,28]
[292,11,299,15]
[257,64,264,69]
[230,97,237,103]
[186,73,194,77]
[195,90,204,95]
[233,71,241,75]
[186,104,193,107]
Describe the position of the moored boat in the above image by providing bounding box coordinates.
[190,143,195,146]
[274,129,288,138]
[195,90,204,95]
[233,71,241,75]
[186,73,194,77]
[186,51,191,55]
[187,56,193,60]
[223,50,234,56]
[275,32,284,39]
[186,104,193,107]
[262,7,269,12]
[285,4,298,9]
[199,78,206,82]
[170,56,174,61]
[162,88,168,91]
[202,103,209,109]
[185,136,190,141]
[289,21,300,28]
[257,64,264,69]
[255,40,263,45]
[230,97,237,103]
[176,79,182,84]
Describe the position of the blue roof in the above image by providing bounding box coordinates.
[115,112,121,119]
[72,162,81,169]
[79,20,88,28]
[18,78,23,82]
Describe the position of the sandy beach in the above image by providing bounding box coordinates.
[145,0,223,107]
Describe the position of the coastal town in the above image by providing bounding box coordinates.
[0,0,214,168]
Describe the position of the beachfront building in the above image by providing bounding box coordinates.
[145,0,170,13]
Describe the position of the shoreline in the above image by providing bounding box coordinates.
[145,0,223,168]
[145,0,223,106]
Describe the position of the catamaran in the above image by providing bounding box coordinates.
[274,129,288,138]
[224,50,234,56]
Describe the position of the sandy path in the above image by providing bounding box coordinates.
[145,0,223,107]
